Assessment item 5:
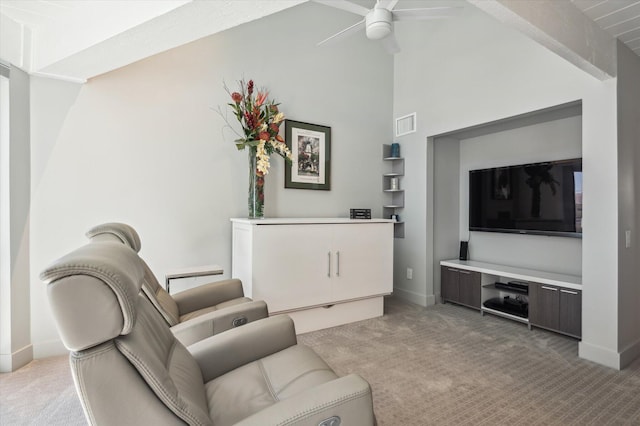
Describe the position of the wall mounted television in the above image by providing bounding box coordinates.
[469,158,582,238]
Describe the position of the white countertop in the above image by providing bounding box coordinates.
[440,259,582,289]
[231,217,395,225]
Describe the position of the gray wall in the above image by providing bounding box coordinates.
[0,66,32,372]
[616,41,640,366]
[432,137,460,299]
[28,2,393,356]
[459,115,582,276]
[392,3,620,367]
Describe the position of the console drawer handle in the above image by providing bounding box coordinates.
[541,286,558,291]
[560,289,579,295]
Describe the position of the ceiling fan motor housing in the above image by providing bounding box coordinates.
[365,8,393,40]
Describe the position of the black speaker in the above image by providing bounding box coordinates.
[459,241,468,261]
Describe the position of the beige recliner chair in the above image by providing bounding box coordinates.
[86,222,268,345]
[41,241,376,425]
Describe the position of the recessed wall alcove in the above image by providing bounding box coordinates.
[428,101,583,300]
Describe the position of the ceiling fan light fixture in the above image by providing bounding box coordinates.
[365,8,392,40]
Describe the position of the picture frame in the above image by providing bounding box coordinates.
[284,120,331,190]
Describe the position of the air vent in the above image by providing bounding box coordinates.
[395,113,416,137]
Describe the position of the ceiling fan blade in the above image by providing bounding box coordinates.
[313,0,370,16]
[393,7,462,21]
[381,33,401,54]
[377,0,399,10]
[317,19,366,46]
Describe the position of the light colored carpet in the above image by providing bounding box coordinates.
[300,299,640,425]
[0,354,85,425]
[2,297,639,425]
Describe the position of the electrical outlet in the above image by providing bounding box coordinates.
[407,268,413,280]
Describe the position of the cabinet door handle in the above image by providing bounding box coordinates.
[560,289,579,295]
[336,251,340,277]
[541,286,558,291]
[459,270,471,275]
[327,251,331,277]
[447,268,457,272]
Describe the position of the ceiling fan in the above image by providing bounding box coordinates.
[315,0,460,54]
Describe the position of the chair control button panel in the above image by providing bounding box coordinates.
[232,317,248,327]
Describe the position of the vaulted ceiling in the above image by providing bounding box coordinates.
[1,0,638,82]
[571,0,640,55]
[0,0,305,81]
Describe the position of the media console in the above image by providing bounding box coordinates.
[440,259,582,339]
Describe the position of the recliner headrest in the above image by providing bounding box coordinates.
[86,222,142,253]
[40,242,145,351]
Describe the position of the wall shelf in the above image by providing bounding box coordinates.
[382,145,405,239]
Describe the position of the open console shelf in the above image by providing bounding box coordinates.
[440,259,582,339]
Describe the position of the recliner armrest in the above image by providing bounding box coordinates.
[235,374,376,426]
[171,300,268,346]
[173,279,245,315]
[189,315,297,382]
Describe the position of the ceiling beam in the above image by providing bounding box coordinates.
[1,0,306,82]
[468,0,617,80]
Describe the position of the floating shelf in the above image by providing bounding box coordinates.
[382,144,405,239]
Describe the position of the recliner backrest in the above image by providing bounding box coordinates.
[86,222,180,326]
[41,242,212,425]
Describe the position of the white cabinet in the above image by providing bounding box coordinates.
[231,218,394,333]
[251,224,332,312]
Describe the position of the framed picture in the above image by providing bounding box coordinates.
[492,168,511,200]
[284,120,331,190]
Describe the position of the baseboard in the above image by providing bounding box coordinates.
[33,338,67,359]
[578,341,622,370]
[425,294,436,306]
[0,344,33,372]
[393,287,434,307]
[619,338,640,369]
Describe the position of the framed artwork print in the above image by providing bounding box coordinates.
[284,120,331,190]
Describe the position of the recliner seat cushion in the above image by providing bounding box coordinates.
[205,345,338,426]
[179,297,253,323]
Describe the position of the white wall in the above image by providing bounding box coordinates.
[393,4,620,367]
[616,41,640,367]
[29,2,393,357]
[459,115,582,276]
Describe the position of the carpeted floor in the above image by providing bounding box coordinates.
[2,297,639,425]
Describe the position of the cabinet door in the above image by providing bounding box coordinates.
[331,223,393,301]
[252,225,333,312]
[529,284,560,330]
[441,266,460,303]
[559,288,582,338]
[458,270,481,309]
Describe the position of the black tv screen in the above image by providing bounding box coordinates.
[469,158,582,237]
